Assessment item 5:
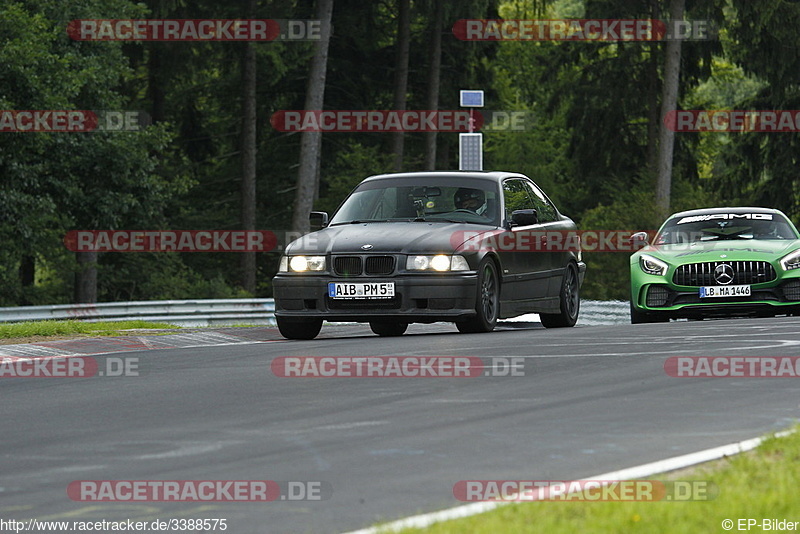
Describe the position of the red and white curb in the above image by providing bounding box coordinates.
[0,330,274,362]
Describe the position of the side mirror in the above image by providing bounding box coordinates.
[510,209,538,227]
[309,211,329,230]
[631,231,649,248]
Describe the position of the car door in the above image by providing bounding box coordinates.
[500,178,550,303]
[521,179,572,298]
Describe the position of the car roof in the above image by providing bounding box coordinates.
[667,206,789,219]
[360,171,527,184]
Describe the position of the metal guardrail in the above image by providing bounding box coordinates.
[0,299,276,327]
[0,299,628,327]
[578,299,631,325]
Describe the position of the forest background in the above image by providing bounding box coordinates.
[2,0,798,305]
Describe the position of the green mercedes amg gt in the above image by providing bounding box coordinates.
[630,207,800,323]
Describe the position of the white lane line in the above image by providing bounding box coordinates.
[472,343,800,358]
[341,429,795,534]
[134,441,239,461]
[314,421,388,432]
[384,339,800,359]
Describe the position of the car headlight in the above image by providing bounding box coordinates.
[282,255,326,272]
[780,250,800,271]
[639,254,668,276]
[406,254,470,272]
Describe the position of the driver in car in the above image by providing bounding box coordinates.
[454,187,487,215]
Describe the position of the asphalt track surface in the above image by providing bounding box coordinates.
[2,317,800,533]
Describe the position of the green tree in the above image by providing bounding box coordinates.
[712,0,800,220]
[0,0,183,305]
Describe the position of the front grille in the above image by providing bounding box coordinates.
[333,255,396,276]
[365,256,395,275]
[673,290,779,305]
[646,285,669,307]
[334,256,362,276]
[783,280,800,301]
[673,261,776,287]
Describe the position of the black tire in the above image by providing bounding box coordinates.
[629,301,669,324]
[540,263,580,328]
[370,322,408,337]
[276,316,323,340]
[457,259,499,333]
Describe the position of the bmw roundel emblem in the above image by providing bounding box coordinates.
[361,244,373,250]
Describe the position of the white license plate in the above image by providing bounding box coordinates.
[699,285,751,298]
[328,282,395,299]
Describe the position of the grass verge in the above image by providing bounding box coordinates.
[393,427,800,534]
[0,320,179,342]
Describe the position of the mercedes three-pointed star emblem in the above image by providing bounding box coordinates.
[714,263,734,285]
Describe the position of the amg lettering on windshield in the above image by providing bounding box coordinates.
[676,213,773,224]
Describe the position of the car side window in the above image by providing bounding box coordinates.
[523,181,558,223]
[502,179,535,215]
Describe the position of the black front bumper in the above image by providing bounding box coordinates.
[273,273,479,323]
[634,279,800,319]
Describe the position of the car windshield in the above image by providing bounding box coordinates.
[329,176,501,226]
[655,212,799,244]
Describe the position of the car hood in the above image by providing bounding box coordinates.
[638,239,800,263]
[285,222,496,255]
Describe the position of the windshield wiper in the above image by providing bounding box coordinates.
[330,219,389,225]
[405,216,462,222]
[406,217,461,223]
